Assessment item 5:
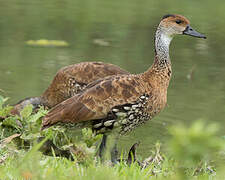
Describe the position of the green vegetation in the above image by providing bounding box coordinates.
[26,39,69,47]
[1,0,225,156]
[1,1,225,179]
[0,95,225,179]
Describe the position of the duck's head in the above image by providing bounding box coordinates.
[159,14,206,39]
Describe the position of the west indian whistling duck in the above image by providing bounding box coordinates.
[10,62,129,115]
[41,14,206,162]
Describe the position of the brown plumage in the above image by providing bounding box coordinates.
[42,14,206,135]
[10,62,129,115]
[42,60,169,134]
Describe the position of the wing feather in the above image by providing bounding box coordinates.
[42,75,147,129]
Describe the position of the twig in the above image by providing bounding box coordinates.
[0,133,21,148]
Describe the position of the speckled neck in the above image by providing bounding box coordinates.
[154,25,173,67]
[140,25,173,85]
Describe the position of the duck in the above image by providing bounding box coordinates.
[10,62,129,115]
[41,14,206,161]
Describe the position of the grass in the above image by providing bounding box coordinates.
[0,95,225,180]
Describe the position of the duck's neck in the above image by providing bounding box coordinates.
[154,26,173,67]
[141,26,173,85]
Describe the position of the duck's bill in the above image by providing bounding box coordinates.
[183,25,206,39]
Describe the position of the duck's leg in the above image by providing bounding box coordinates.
[127,142,140,165]
[110,138,119,164]
[98,134,107,159]
[97,133,119,164]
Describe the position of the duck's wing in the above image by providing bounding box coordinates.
[47,61,129,86]
[41,75,145,130]
[42,62,129,107]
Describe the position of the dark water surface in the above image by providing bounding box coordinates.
[0,0,224,156]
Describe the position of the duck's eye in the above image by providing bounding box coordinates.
[175,20,182,24]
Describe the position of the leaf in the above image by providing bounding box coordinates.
[26,39,69,47]
[20,104,33,119]
[82,128,102,147]
[28,106,48,123]
[0,95,9,109]
[0,105,13,117]
[2,116,22,131]
[168,120,224,167]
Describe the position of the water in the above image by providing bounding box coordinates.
[0,0,225,157]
